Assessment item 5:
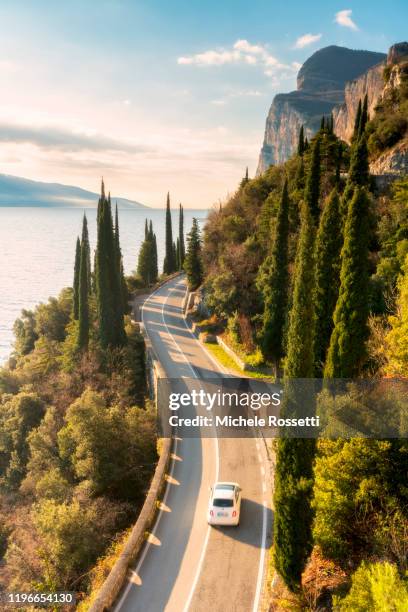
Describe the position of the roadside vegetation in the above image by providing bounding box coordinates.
[201,64,408,609]
[0,184,157,603]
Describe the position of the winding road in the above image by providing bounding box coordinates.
[113,276,272,612]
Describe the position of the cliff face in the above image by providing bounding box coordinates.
[256,46,386,175]
[332,63,385,143]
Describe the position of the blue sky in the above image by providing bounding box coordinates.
[0,0,406,207]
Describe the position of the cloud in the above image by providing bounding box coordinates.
[0,122,153,154]
[335,9,359,31]
[294,33,322,49]
[177,39,289,76]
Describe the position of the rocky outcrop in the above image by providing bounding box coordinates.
[370,138,408,176]
[332,63,385,144]
[256,46,386,174]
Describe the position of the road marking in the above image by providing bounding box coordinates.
[260,466,265,476]
[253,500,268,612]
[114,436,179,611]
[142,277,221,612]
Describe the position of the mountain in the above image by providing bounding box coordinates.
[256,46,386,174]
[0,174,148,208]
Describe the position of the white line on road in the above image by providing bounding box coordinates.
[252,501,268,612]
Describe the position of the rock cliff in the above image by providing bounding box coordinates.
[256,46,386,175]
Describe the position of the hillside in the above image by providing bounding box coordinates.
[0,174,148,208]
[256,45,386,173]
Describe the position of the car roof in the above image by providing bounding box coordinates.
[214,481,240,489]
[213,482,240,498]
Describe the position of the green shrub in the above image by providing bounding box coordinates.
[333,561,408,611]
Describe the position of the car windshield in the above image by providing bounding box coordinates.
[213,498,233,507]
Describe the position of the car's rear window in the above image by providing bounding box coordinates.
[215,484,234,491]
[213,498,233,507]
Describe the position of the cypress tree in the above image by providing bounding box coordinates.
[179,204,185,269]
[297,126,305,156]
[340,134,369,221]
[150,222,158,283]
[137,239,152,286]
[163,193,176,274]
[73,237,81,320]
[320,116,325,131]
[95,184,126,348]
[273,201,317,591]
[329,113,334,134]
[359,93,368,137]
[304,137,309,151]
[176,238,181,271]
[184,218,203,290]
[114,204,128,315]
[296,157,305,190]
[261,180,290,374]
[285,201,316,379]
[81,213,91,289]
[313,189,343,373]
[304,136,321,221]
[77,232,90,350]
[353,99,362,139]
[324,188,371,378]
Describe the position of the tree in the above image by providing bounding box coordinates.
[184,218,203,290]
[273,201,317,591]
[353,99,362,140]
[297,125,305,156]
[314,189,343,373]
[359,93,369,137]
[260,180,290,373]
[81,213,91,290]
[77,231,90,350]
[137,219,158,286]
[163,193,176,274]
[304,136,321,221]
[385,254,408,376]
[58,389,156,502]
[334,562,408,611]
[285,201,316,379]
[340,134,369,221]
[178,204,185,269]
[325,188,371,378]
[73,237,81,320]
[95,182,126,348]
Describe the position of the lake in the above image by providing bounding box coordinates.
[0,207,208,363]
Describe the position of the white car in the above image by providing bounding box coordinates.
[207,482,242,526]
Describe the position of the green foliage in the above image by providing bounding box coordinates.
[179,204,185,269]
[304,136,321,221]
[58,389,156,502]
[313,439,408,561]
[95,184,126,349]
[284,201,316,378]
[184,218,203,290]
[137,219,158,286]
[385,254,408,376]
[314,189,343,373]
[297,125,305,156]
[0,392,45,487]
[77,229,90,350]
[32,498,109,589]
[260,180,290,367]
[325,188,371,378]
[13,309,38,358]
[273,439,316,592]
[73,237,81,320]
[375,177,408,296]
[35,289,73,343]
[334,561,408,611]
[163,193,176,274]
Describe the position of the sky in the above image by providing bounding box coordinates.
[0,1,406,208]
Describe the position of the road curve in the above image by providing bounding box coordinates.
[114,276,272,612]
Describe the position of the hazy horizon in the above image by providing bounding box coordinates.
[0,1,406,207]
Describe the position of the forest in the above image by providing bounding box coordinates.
[201,61,408,608]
